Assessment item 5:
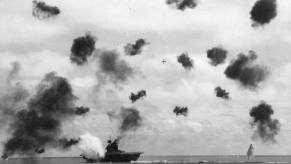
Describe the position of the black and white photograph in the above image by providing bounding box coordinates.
[0,0,291,163]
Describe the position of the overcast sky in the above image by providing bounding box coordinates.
[1,0,291,156]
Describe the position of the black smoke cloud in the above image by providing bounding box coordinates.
[2,72,82,157]
[107,107,142,134]
[32,0,60,20]
[96,50,134,85]
[249,102,280,142]
[35,147,45,154]
[58,138,80,150]
[207,46,228,66]
[177,52,193,70]
[75,106,90,115]
[214,87,229,100]
[129,90,146,103]
[71,33,97,65]
[250,0,277,27]
[224,51,269,89]
[119,107,142,133]
[166,0,197,11]
[124,39,149,56]
[173,106,188,117]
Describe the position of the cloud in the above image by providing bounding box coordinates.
[250,0,277,27]
[249,101,280,143]
[207,46,228,66]
[2,72,81,157]
[107,107,143,135]
[124,39,149,56]
[177,52,193,70]
[6,62,21,84]
[173,106,188,117]
[214,86,229,100]
[129,90,146,103]
[78,132,105,160]
[166,0,197,11]
[224,50,269,89]
[75,106,90,115]
[32,0,61,20]
[95,49,134,87]
[0,62,29,126]
[0,83,29,125]
[70,33,97,65]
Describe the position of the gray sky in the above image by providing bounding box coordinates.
[0,0,291,156]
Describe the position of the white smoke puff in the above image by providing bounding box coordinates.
[78,132,105,160]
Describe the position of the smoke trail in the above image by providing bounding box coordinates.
[6,62,21,84]
[224,51,269,89]
[107,107,143,134]
[75,106,90,115]
[249,102,280,142]
[2,72,81,157]
[124,39,149,56]
[79,132,105,161]
[250,0,277,27]
[129,90,146,103]
[214,87,229,100]
[177,52,193,70]
[70,33,97,65]
[0,62,29,125]
[32,0,60,20]
[207,46,228,66]
[166,0,197,11]
[96,50,134,86]
[173,106,188,117]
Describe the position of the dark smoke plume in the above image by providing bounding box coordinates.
[75,106,90,115]
[107,107,142,134]
[2,72,80,157]
[129,90,146,103]
[249,102,280,142]
[173,106,188,117]
[166,0,197,11]
[119,107,142,132]
[224,51,269,89]
[35,147,45,154]
[32,0,60,20]
[207,46,228,66]
[0,84,29,124]
[214,87,229,100]
[71,33,97,65]
[177,52,193,70]
[1,153,8,160]
[96,50,134,85]
[250,0,277,27]
[58,138,80,149]
[124,39,149,56]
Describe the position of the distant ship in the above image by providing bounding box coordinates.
[81,138,142,163]
[247,144,254,160]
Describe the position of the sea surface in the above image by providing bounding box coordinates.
[1,156,291,164]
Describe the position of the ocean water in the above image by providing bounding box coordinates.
[1,156,291,164]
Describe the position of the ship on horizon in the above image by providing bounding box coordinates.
[81,138,142,163]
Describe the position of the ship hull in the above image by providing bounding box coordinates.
[82,152,142,163]
[101,152,142,162]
